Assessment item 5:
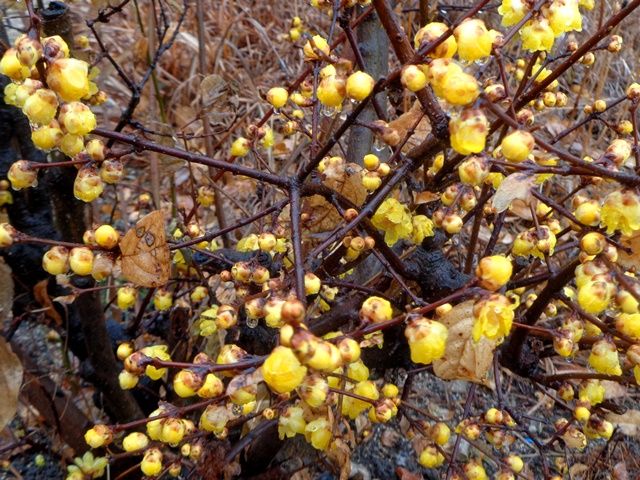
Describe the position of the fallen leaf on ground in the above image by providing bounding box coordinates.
[606,409,640,436]
[0,337,23,430]
[396,466,423,480]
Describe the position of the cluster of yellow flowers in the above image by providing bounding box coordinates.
[371,197,434,245]
[499,0,591,52]
[1,34,113,202]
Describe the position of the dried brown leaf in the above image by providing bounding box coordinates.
[396,467,423,480]
[326,438,351,480]
[432,301,497,384]
[606,409,640,436]
[0,337,23,430]
[618,232,640,271]
[33,279,63,326]
[304,163,366,233]
[415,191,440,204]
[491,173,535,213]
[388,101,431,152]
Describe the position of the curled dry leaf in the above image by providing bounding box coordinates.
[491,173,535,213]
[326,438,351,480]
[388,101,432,152]
[0,336,23,430]
[304,163,366,233]
[432,301,497,384]
[33,279,63,326]
[120,210,171,288]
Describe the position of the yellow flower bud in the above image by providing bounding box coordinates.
[266,87,288,108]
[278,405,307,439]
[577,280,612,314]
[84,424,113,449]
[472,294,514,342]
[520,18,554,52]
[31,122,63,150]
[153,289,173,311]
[501,130,535,162]
[0,48,30,81]
[419,445,444,468]
[230,137,250,157]
[360,296,393,323]
[342,380,379,419]
[401,65,428,92]
[298,374,328,408]
[8,160,37,190]
[414,22,457,58]
[140,447,163,476]
[578,379,605,405]
[42,246,69,275]
[197,373,224,398]
[405,317,448,364]
[454,18,493,61]
[449,109,489,155]
[74,165,104,202]
[94,225,119,249]
[476,255,513,291]
[22,89,58,125]
[588,337,622,375]
[430,422,451,445]
[303,35,330,61]
[69,247,94,276]
[346,71,375,101]
[118,370,139,389]
[441,71,479,105]
[46,58,91,102]
[262,346,307,394]
[122,432,149,452]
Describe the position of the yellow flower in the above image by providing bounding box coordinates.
[425,58,463,98]
[588,338,622,375]
[236,233,259,251]
[346,359,370,382]
[140,345,171,380]
[441,71,479,106]
[278,405,307,439]
[498,0,529,26]
[46,58,91,102]
[520,18,555,52]
[476,255,513,291]
[454,19,494,62]
[578,379,605,405]
[577,280,612,314]
[405,317,448,364]
[616,313,640,339]
[501,130,535,162]
[360,296,393,323]
[262,346,307,394]
[304,417,332,450]
[449,109,489,155]
[546,0,582,36]
[419,445,445,468]
[371,198,413,246]
[411,215,434,244]
[472,294,515,342]
[341,380,379,419]
[600,189,640,236]
[84,425,113,449]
